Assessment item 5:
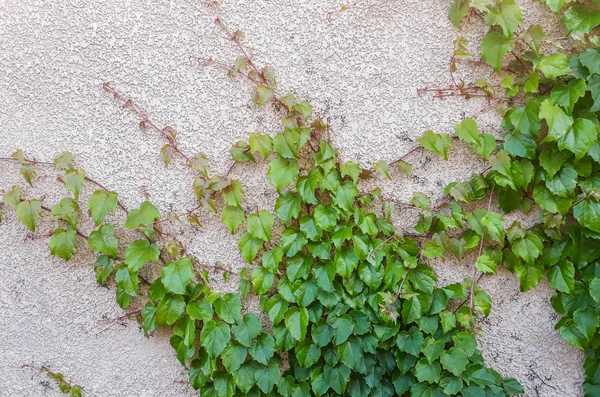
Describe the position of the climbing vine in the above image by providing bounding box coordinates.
[2,1,600,396]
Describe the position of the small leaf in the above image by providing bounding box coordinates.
[373,160,391,179]
[49,226,77,261]
[161,258,194,294]
[191,152,209,176]
[200,320,231,357]
[16,199,41,232]
[222,205,245,234]
[88,224,118,257]
[88,190,118,226]
[475,254,497,274]
[124,239,160,271]
[481,30,514,72]
[19,163,36,187]
[2,186,21,209]
[63,169,86,200]
[249,132,273,159]
[417,130,453,160]
[267,158,299,191]
[247,210,274,241]
[54,152,75,170]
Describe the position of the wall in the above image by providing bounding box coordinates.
[0,0,583,396]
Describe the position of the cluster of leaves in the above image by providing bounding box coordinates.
[22,365,83,397]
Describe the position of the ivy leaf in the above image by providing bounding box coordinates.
[547,260,575,293]
[249,333,275,364]
[546,166,577,197]
[396,327,423,356]
[333,181,358,213]
[252,266,275,295]
[417,130,453,160]
[509,102,540,136]
[253,84,274,106]
[88,190,118,226]
[191,152,209,176]
[255,362,280,394]
[20,162,36,187]
[481,30,515,72]
[161,258,194,294]
[340,161,362,183]
[160,144,175,167]
[2,186,21,209]
[124,239,160,271]
[215,293,242,324]
[222,205,245,234]
[539,99,573,144]
[373,160,391,180]
[448,0,471,27]
[296,341,321,368]
[200,320,231,357]
[550,79,587,114]
[54,151,75,170]
[515,262,544,292]
[221,344,248,373]
[238,232,264,263]
[564,5,600,34]
[285,306,309,341]
[247,210,274,241]
[186,299,213,321]
[232,313,262,347]
[267,158,299,191]
[475,254,497,274]
[579,49,600,75]
[481,211,505,245]
[51,197,79,227]
[338,336,362,369]
[63,169,86,201]
[275,191,302,223]
[323,364,351,394]
[249,132,273,159]
[313,204,338,231]
[537,53,571,80]
[482,0,522,36]
[222,179,244,207]
[88,224,118,257]
[440,347,469,376]
[414,358,441,383]
[16,199,41,232]
[49,226,77,261]
[512,234,543,264]
[539,150,565,179]
[574,198,600,233]
[125,201,160,231]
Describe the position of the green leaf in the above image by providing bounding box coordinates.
[87,190,118,226]
[19,162,36,186]
[504,133,536,159]
[88,224,118,257]
[63,169,86,200]
[2,186,21,209]
[186,299,213,321]
[512,234,543,265]
[215,293,242,324]
[559,119,598,160]
[249,132,273,160]
[539,150,565,179]
[539,99,573,144]
[161,258,194,294]
[221,344,247,373]
[247,210,274,241]
[285,306,309,341]
[232,313,262,347]
[267,158,299,191]
[335,247,358,278]
[16,199,41,232]
[396,327,423,356]
[323,364,351,394]
[222,205,245,234]
[255,362,280,393]
[574,198,600,233]
[313,204,338,231]
[54,151,75,170]
[482,0,522,36]
[340,161,362,183]
[481,30,515,72]
[537,53,571,80]
[449,0,471,27]
[296,341,321,368]
[249,333,275,364]
[515,262,544,292]
[481,211,505,245]
[51,197,79,227]
[564,5,600,34]
[191,152,209,176]
[333,181,358,213]
[440,347,469,376]
[252,266,275,295]
[275,191,302,223]
[338,336,362,369]
[200,320,231,357]
[402,296,422,323]
[548,260,575,293]
[414,358,441,383]
[49,226,77,261]
[222,179,243,207]
[373,160,391,179]
[254,84,274,106]
[238,232,264,263]
[273,129,299,159]
[125,201,160,230]
[551,79,587,114]
[156,294,186,325]
[475,254,497,274]
[546,166,577,197]
[124,239,160,271]
[417,130,453,160]
[580,49,600,75]
[509,102,540,136]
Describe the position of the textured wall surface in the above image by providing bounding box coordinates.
[0,0,584,396]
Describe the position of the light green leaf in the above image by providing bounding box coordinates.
[547,260,575,293]
[249,333,275,364]
[515,262,544,292]
[124,239,160,271]
[54,152,75,170]
[537,53,571,80]
[373,160,391,180]
[267,158,299,191]
[2,186,21,209]
[51,197,79,227]
[215,293,242,324]
[16,199,41,232]
[238,232,264,263]
[512,234,543,265]
[551,79,587,114]
[482,0,522,36]
[63,169,86,200]
[475,254,497,274]
[440,347,469,376]
[481,30,515,72]
[275,191,301,223]
[88,224,118,257]
[49,226,77,261]
[285,306,309,341]
[417,130,453,160]
[222,205,245,234]
[574,198,600,233]
[247,210,274,241]
[200,320,231,357]
[232,313,262,347]
[88,190,118,226]
[161,258,194,294]
[249,132,273,160]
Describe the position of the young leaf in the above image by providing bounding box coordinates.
[16,199,41,232]
[88,224,118,257]
[373,160,391,180]
[222,205,245,234]
[88,190,118,226]
[267,158,299,191]
[417,130,453,160]
[49,226,77,261]
[54,152,75,170]
[481,30,514,72]
[247,210,274,241]
[124,239,160,271]
[249,132,273,160]
[63,169,86,200]
[161,258,194,294]
[2,186,21,209]
[51,197,79,227]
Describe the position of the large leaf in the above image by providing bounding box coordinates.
[161,258,194,294]
[200,320,231,357]
[88,190,118,226]
[124,239,160,271]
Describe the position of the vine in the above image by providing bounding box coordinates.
[2,1,600,396]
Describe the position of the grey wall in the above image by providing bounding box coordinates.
[0,0,583,396]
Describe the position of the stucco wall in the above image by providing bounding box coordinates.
[0,0,584,396]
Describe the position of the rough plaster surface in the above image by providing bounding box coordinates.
[0,0,583,396]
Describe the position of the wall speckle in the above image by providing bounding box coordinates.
[0,1,583,396]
